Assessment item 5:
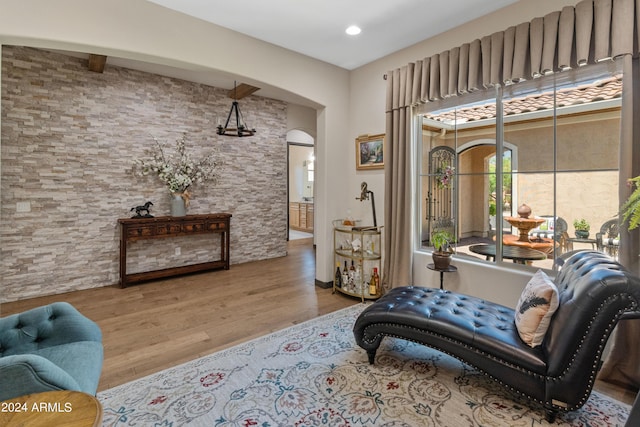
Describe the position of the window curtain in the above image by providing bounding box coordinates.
[598,53,640,389]
[384,0,640,387]
[383,65,415,287]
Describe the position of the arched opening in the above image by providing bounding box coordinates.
[287,130,315,241]
[457,140,516,244]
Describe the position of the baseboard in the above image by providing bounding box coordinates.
[315,279,332,289]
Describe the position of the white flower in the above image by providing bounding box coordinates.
[133,133,221,194]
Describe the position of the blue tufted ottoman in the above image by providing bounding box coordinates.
[353,251,640,421]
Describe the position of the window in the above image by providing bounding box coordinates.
[417,61,622,270]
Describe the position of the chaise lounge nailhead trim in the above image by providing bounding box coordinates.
[353,251,640,422]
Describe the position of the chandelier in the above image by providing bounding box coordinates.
[217,81,257,137]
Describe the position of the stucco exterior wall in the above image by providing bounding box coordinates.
[435,112,621,241]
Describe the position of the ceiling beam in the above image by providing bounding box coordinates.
[88,54,107,73]
[228,83,259,100]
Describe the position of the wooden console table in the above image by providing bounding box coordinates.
[118,213,231,288]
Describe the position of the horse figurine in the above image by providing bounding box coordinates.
[131,201,154,218]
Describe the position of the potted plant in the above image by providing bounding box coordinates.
[573,218,590,239]
[431,230,454,269]
[621,176,640,231]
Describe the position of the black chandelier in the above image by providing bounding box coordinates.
[217,81,256,137]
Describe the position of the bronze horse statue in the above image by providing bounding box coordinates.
[131,201,154,218]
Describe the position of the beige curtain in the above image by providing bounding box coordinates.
[383,66,414,288]
[384,0,640,387]
[598,54,640,388]
[387,0,638,100]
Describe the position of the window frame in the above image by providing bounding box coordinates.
[415,60,623,270]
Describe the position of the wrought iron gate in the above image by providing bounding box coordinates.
[426,146,456,243]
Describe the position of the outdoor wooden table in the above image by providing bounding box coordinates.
[469,244,547,264]
[567,237,597,250]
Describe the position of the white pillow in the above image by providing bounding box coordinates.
[514,270,559,347]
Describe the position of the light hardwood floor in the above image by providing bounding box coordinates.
[1,238,636,406]
[0,238,356,390]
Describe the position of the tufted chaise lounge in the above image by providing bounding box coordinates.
[353,251,640,421]
[0,302,103,401]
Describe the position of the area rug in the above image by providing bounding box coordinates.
[98,304,630,426]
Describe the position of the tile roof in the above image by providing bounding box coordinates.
[425,76,622,124]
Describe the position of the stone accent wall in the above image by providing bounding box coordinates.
[1,46,288,302]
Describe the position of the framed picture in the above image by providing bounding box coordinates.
[356,133,384,170]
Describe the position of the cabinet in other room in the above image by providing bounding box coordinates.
[289,202,314,232]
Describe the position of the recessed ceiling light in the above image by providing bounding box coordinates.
[345,25,361,36]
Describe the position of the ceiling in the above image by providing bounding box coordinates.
[58,0,520,106]
[147,0,518,70]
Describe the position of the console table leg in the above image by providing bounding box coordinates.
[119,237,127,288]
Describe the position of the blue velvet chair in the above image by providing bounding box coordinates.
[0,302,103,401]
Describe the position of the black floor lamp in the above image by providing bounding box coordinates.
[355,182,377,229]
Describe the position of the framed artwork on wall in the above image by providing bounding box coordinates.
[356,133,384,170]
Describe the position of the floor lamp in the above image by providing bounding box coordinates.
[355,182,377,230]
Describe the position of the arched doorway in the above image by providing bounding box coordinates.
[287,130,315,241]
[457,140,517,241]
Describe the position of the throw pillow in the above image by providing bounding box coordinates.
[514,269,559,347]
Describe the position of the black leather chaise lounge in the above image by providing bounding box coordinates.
[353,250,640,421]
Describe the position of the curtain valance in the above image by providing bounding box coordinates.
[387,0,636,111]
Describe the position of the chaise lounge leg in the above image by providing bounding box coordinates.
[367,349,377,364]
[544,409,557,423]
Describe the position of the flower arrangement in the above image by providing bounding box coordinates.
[436,164,455,189]
[133,133,221,195]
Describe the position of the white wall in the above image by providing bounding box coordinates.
[289,145,314,202]
[287,105,317,140]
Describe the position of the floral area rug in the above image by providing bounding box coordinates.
[98,304,630,426]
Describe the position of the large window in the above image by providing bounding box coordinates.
[418,61,622,270]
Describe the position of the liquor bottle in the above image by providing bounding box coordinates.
[369,267,380,296]
[342,261,349,290]
[335,262,342,288]
[349,260,356,289]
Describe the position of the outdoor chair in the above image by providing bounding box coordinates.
[596,219,620,259]
[528,216,570,254]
